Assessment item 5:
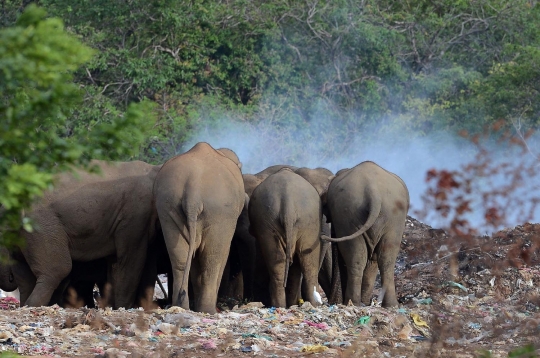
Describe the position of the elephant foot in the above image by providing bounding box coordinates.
[382,298,399,308]
[346,299,366,307]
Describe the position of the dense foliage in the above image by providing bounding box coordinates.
[2,0,538,164]
[0,5,153,246]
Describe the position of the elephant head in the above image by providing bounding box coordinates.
[294,167,334,204]
[217,148,242,170]
[335,168,350,177]
[255,165,298,180]
[242,174,263,197]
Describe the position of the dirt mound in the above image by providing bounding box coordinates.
[1,217,540,357]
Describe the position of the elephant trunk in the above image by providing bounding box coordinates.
[321,187,381,249]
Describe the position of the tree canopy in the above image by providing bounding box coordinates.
[0,4,153,246]
[2,0,538,163]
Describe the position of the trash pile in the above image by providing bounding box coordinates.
[0,216,539,357]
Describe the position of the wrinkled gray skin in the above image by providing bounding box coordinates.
[222,166,335,305]
[11,160,160,308]
[323,161,409,307]
[221,165,298,303]
[154,143,245,313]
[248,169,322,307]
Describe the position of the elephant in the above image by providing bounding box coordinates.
[322,161,409,307]
[248,168,324,308]
[10,160,161,308]
[221,166,334,305]
[255,165,299,180]
[227,166,299,302]
[294,167,334,203]
[3,257,165,309]
[0,248,17,294]
[153,142,245,313]
[0,248,106,308]
[7,234,171,309]
[242,165,298,197]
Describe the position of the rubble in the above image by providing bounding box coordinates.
[0,216,539,356]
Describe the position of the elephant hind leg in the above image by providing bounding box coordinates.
[190,224,235,313]
[113,231,151,309]
[327,242,345,305]
[297,245,321,306]
[159,210,191,310]
[361,258,378,305]
[256,229,287,308]
[377,231,402,307]
[318,246,332,299]
[339,239,368,306]
[285,259,302,307]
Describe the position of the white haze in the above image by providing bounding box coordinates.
[183,114,540,233]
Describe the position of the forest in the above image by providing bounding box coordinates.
[3,0,540,161]
[1,0,540,238]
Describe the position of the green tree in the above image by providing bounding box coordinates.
[0,5,153,247]
[2,0,539,164]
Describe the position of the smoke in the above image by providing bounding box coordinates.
[183,110,540,233]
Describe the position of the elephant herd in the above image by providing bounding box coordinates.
[0,142,409,314]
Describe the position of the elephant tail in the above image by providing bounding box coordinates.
[178,218,197,306]
[283,216,295,288]
[321,188,381,243]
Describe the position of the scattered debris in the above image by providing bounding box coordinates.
[0,216,538,356]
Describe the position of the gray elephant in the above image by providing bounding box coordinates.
[154,142,245,313]
[222,165,335,305]
[322,161,409,307]
[248,168,325,307]
[10,160,161,308]
[0,247,104,307]
[225,166,298,303]
[5,237,171,309]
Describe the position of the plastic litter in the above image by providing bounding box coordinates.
[0,216,534,356]
[301,344,328,353]
[397,325,412,340]
[467,322,482,330]
[303,320,329,330]
[356,315,371,325]
[415,298,433,305]
[199,338,217,349]
[242,333,273,340]
[410,313,429,328]
[443,281,468,293]
[0,297,19,310]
